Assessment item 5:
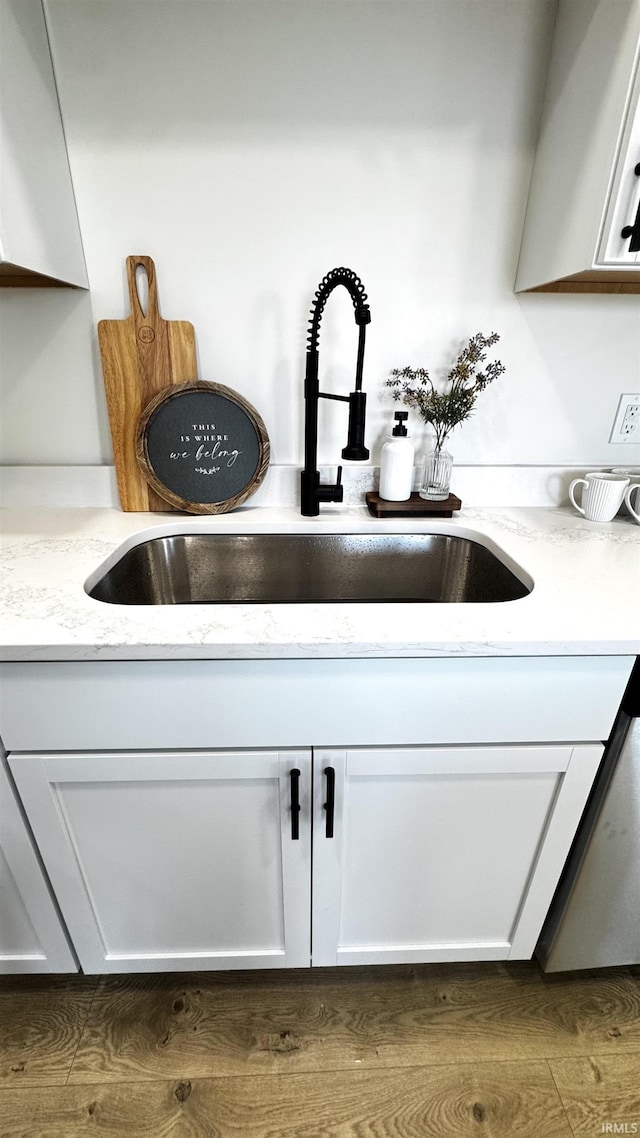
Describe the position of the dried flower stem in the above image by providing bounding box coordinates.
[386,332,506,450]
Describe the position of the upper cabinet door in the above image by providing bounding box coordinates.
[598,75,640,267]
[9,750,311,974]
[516,0,640,293]
[0,0,88,288]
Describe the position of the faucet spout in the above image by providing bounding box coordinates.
[301,268,371,517]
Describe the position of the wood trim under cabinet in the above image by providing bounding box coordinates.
[0,263,84,288]
[520,269,640,294]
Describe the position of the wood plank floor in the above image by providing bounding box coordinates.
[1,961,638,1136]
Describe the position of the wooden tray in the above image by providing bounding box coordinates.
[98,256,198,511]
[366,491,462,518]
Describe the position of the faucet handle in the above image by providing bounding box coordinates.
[333,465,344,503]
[316,465,344,504]
[329,465,344,503]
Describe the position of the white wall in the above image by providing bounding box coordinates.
[1,0,639,474]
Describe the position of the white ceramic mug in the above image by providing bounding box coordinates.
[611,467,640,516]
[624,483,640,524]
[569,472,630,521]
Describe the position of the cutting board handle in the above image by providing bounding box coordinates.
[126,255,158,322]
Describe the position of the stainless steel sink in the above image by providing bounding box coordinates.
[87,533,531,604]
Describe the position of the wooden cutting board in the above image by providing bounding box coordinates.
[98,256,198,511]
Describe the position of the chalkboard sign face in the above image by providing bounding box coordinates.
[136,382,270,513]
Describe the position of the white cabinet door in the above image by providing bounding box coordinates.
[9,750,311,974]
[598,81,640,267]
[515,0,640,292]
[0,0,87,287]
[0,754,76,973]
[312,744,602,967]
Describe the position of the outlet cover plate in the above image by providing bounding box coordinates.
[610,393,640,443]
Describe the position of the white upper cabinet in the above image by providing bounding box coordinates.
[0,0,87,288]
[516,0,640,293]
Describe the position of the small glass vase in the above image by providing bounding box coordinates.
[419,444,453,501]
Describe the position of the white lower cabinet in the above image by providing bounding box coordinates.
[311,745,602,967]
[8,750,311,974]
[0,754,77,973]
[9,742,602,975]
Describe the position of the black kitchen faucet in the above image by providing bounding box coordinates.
[300,267,371,516]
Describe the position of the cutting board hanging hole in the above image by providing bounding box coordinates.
[135,262,149,317]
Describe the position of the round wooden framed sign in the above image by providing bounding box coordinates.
[136,381,270,514]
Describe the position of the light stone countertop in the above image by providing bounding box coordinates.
[0,505,638,662]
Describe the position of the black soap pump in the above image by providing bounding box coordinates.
[379,411,414,501]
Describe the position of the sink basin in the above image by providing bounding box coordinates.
[87,532,531,605]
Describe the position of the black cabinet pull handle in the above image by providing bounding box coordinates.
[290,768,301,840]
[324,766,335,838]
[621,163,640,253]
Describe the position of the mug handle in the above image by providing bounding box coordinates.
[569,477,587,515]
[625,483,640,523]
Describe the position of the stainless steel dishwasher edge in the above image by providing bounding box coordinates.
[536,658,640,971]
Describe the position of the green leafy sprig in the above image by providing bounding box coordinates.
[386,332,506,451]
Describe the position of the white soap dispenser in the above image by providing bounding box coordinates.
[379,411,414,501]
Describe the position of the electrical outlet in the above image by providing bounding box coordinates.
[609,394,640,443]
